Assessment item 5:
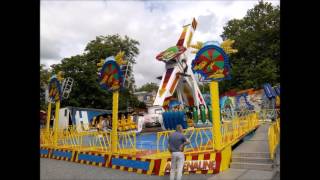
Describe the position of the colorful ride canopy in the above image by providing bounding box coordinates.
[48,76,62,102]
[98,57,123,92]
[156,45,186,62]
[191,44,231,82]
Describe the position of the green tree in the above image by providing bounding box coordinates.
[40,64,51,110]
[84,34,139,91]
[136,82,159,92]
[51,34,140,111]
[220,1,280,92]
[198,83,210,94]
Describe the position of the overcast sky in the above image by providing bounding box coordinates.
[41,0,279,87]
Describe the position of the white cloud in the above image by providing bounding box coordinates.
[41,36,61,60]
[41,0,279,87]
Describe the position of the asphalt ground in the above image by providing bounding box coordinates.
[41,158,211,180]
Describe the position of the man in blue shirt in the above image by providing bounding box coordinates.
[168,124,190,180]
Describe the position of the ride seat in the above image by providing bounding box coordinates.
[118,119,125,131]
[127,116,137,129]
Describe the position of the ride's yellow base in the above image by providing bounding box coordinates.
[40,143,233,176]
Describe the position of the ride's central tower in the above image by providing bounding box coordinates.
[153,18,206,110]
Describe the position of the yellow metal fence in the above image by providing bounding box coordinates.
[156,111,260,153]
[117,131,137,154]
[156,127,214,153]
[259,109,280,122]
[268,118,280,159]
[41,124,111,153]
[41,111,261,155]
[221,112,259,147]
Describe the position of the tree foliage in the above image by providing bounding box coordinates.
[219,1,280,92]
[41,34,141,111]
[198,83,210,94]
[136,82,159,92]
[85,35,139,91]
[40,64,51,110]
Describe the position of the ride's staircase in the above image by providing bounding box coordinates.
[230,123,274,171]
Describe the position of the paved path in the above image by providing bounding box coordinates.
[207,168,276,180]
[233,122,270,153]
[41,158,278,180]
[41,158,211,180]
[207,122,279,180]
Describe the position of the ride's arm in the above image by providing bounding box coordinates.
[153,65,182,107]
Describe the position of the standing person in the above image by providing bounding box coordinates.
[91,117,97,129]
[40,111,46,128]
[105,115,109,124]
[168,124,190,180]
[106,115,112,129]
[100,116,106,131]
[96,116,103,132]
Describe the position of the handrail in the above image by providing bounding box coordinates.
[41,110,263,155]
[221,112,259,148]
[156,111,259,153]
[117,131,136,154]
[268,118,280,159]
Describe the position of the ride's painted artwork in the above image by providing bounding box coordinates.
[156,46,187,62]
[192,44,231,82]
[99,58,124,92]
[48,77,62,102]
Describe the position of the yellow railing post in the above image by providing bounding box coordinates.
[268,119,280,160]
[157,133,159,153]
[209,81,223,151]
[111,91,119,153]
[53,100,60,146]
[133,132,136,152]
[46,102,52,133]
